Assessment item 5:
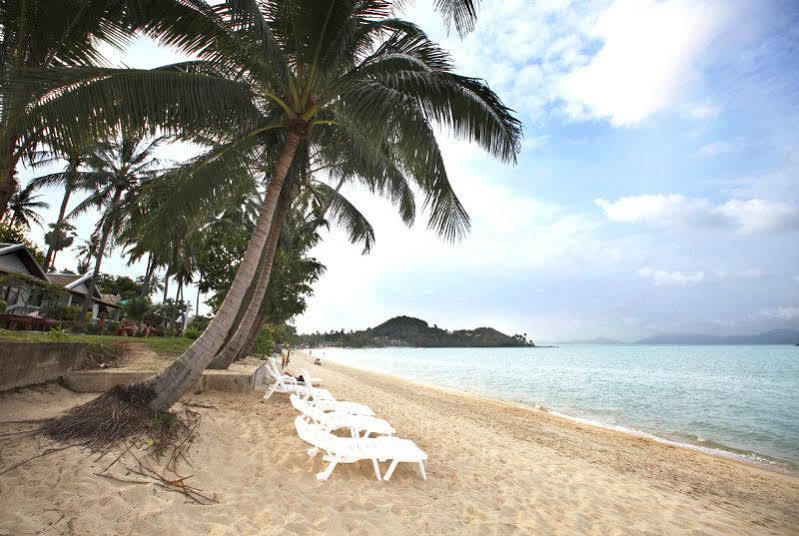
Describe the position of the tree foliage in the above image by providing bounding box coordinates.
[0,220,46,265]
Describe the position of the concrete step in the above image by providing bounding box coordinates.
[64,360,268,393]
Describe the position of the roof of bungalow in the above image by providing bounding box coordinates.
[47,272,89,289]
[46,272,121,308]
[0,242,49,281]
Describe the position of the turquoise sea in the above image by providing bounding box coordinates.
[315,345,799,470]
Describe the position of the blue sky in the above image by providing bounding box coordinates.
[19,0,799,342]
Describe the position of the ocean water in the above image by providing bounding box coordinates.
[313,345,799,470]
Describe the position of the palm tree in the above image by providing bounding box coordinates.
[74,234,99,274]
[25,144,105,268]
[72,128,163,315]
[207,147,381,369]
[189,2,520,375]
[213,183,334,367]
[0,0,144,214]
[43,220,77,270]
[144,1,519,409]
[2,185,49,229]
[27,1,519,419]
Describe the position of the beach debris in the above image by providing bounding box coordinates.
[0,393,217,502]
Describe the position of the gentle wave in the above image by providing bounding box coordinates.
[542,409,796,472]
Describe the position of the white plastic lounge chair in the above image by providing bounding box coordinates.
[269,357,322,386]
[303,397,376,417]
[290,394,394,438]
[294,416,427,481]
[298,368,375,416]
[262,360,334,401]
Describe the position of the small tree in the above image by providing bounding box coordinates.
[43,221,76,270]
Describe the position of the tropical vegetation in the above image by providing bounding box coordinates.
[0,0,520,434]
[301,315,534,348]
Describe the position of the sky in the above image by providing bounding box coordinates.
[18,0,799,342]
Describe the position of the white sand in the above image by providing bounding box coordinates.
[1,351,797,535]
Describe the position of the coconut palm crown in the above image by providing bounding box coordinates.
[22,0,521,412]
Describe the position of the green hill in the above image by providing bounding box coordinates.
[300,315,533,348]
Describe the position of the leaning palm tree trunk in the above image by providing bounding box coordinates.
[45,186,73,269]
[140,131,302,410]
[83,187,123,316]
[238,307,269,362]
[206,176,293,369]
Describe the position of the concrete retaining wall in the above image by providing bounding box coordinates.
[0,342,89,391]
[64,361,268,394]
[0,341,268,394]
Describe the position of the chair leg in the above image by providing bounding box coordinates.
[383,459,399,481]
[307,447,319,458]
[417,461,427,480]
[262,385,276,401]
[316,461,338,480]
[371,459,382,480]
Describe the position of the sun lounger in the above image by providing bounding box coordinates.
[262,360,334,401]
[294,416,427,481]
[268,357,322,385]
[290,394,394,438]
[298,368,375,416]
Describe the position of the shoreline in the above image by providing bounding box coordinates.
[302,350,797,477]
[1,352,798,533]
[307,348,798,475]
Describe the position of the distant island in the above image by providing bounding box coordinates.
[561,337,625,345]
[559,329,799,345]
[299,315,534,348]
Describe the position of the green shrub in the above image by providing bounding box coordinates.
[184,327,201,340]
[47,326,71,340]
[40,302,66,319]
[104,319,120,335]
[149,412,176,431]
[0,299,7,313]
[61,305,84,321]
[41,303,86,322]
[86,322,104,335]
[188,315,211,333]
[253,325,276,355]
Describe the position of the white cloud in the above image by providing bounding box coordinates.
[637,267,705,286]
[689,104,722,119]
[696,141,733,157]
[735,268,766,279]
[715,199,799,234]
[755,306,799,321]
[594,194,721,227]
[410,0,734,126]
[715,268,766,280]
[727,148,799,201]
[595,194,799,234]
[559,0,728,125]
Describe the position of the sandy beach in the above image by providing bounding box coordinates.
[1,351,798,535]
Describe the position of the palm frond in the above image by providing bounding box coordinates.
[309,181,375,253]
[8,65,261,156]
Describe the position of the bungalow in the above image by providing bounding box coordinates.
[47,273,122,320]
[0,242,49,314]
[0,242,120,321]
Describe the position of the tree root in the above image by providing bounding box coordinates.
[0,385,214,503]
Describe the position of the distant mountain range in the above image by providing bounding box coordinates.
[299,315,534,348]
[561,337,626,345]
[635,329,799,345]
[562,329,799,345]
